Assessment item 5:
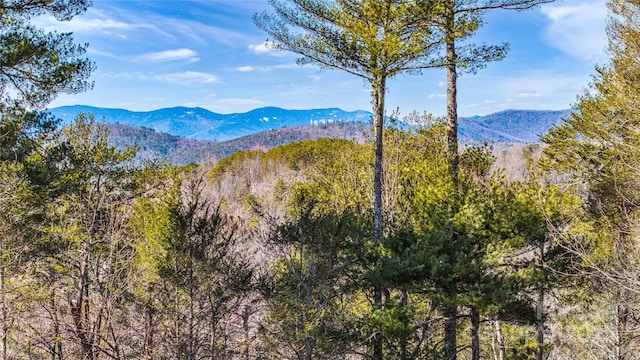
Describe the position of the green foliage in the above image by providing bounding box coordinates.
[255,0,437,81]
[0,0,93,108]
[131,184,177,286]
[288,139,372,216]
[260,195,371,359]
[263,137,356,170]
[541,1,640,355]
[209,149,264,181]
[210,138,358,182]
[136,172,256,359]
[21,113,146,359]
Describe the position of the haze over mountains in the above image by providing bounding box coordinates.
[48,105,572,164]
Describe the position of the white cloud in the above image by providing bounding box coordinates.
[516,91,542,98]
[144,71,221,85]
[235,63,304,72]
[134,48,199,63]
[249,41,284,56]
[86,48,121,59]
[33,8,154,37]
[540,0,608,61]
[428,93,446,100]
[151,17,254,47]
[249,42,272,54]
[236,66,256,72]
[309,75,322,81]
[35,13,134,33]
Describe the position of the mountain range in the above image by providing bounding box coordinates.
[49,105,372,141]
[48,105,572,144]
[458,109,572,143]
[47,105,573,164]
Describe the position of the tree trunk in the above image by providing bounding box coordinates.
[493,320,505,360]
[536,242,545,360]
[242,306,251,360]
[51,294,63,360]
[616,291,629,360]
[305,284,314,360]
[444,305,457,360]
[445,0,459,176]
[71,248,95,360]
[444,2,459,357]
[143,295,156,359]
[371,75,387,360]
[536,288,545,360]
[0,251,7,360]
[471,307,480,360]
[188,255,195,360]
[372,76,386,246]
[400,290,408,360]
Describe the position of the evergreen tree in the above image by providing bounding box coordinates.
[0,0,93,109]
[259,195,369,359]
[543,0,640,357]
[255,0,436,243]
[0,3,94,351]
[154,172,255,359]
[0,109,63,359]
[19,114,139,359]
[255,5,438,356]
[426,1,554,357]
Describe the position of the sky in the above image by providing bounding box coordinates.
[39,0,608,117]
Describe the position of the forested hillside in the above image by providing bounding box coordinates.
[103,112,559,166]
[0,113,625,359]
[2,0,640,359]
[106,121,369,164]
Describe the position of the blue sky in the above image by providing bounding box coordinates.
[39,0,608,117]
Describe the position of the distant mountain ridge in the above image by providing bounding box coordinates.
[458,109,573,143]
[49,105,572,144]
[49,105,372,141]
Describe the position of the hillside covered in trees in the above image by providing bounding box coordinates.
[105,121,370,164]
[103,110,563,166]
[2,0,640,359]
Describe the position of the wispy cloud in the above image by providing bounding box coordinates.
[249,42,272,54]
[150,17,255,47]
[34,8,148,36]
[516,91,542,98]
[540,0,608,62]
[249,41,284,56]
[86,48,122,59]
[235,63,307,72]
[143,71,221,85]
[236,66,256,72]
[134,48,200,63]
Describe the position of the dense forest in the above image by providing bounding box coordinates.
[2,0,640,359]
[105,121,370,165]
